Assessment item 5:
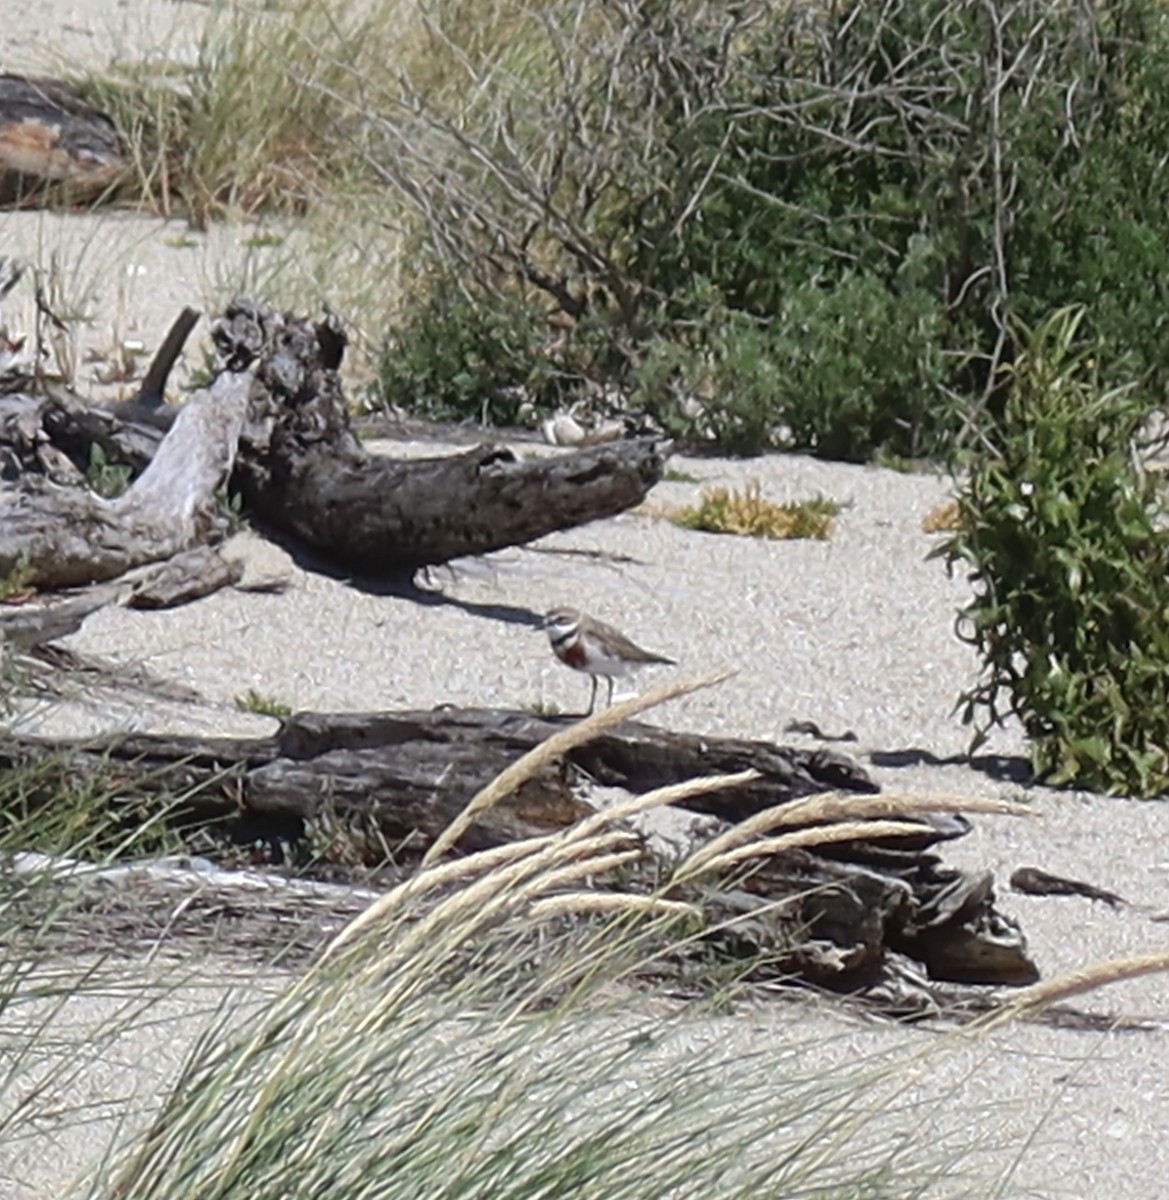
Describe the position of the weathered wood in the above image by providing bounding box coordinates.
[0,75,124,204]
[123,545,245,609]
[0,298,667,587]
[0,385,166,483]
[0,372,250,587]
[0,707,1036,987]
[213,297,670,573]
[127,307,200,410]
[1010,864,1126,908]
[0,589,118,650]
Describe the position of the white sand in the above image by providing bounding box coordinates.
[4,7,1169,1196]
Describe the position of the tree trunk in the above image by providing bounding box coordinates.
[211,299,669,573]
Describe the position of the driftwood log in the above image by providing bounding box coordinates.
[0,75,125,205]
[0,298,669,593]
[0,709,1037,989]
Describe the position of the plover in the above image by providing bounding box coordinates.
[541,606,676,713]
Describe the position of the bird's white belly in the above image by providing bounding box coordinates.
[580,648,638,678]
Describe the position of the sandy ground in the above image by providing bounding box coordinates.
[5,5,1169,1198]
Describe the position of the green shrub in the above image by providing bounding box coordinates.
[369,0,1169,461]
[377,284,549,425]
[941,308,1169,796]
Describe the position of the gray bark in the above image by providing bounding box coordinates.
[0,74,124,204]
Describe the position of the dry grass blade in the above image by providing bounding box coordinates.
[679,791,1033,878]
[985,950,1169,1026]
[421,669,736,865]
[570,768,759,841]
[685,820,936,878]
[529,893,700,921]
[323,683,743,963]
[320,829,637,963]
[325,831,565,948]
[525,848,648,891]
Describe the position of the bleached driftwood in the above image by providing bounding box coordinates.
[0,371,251,588]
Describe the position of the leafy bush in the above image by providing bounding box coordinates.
[377,285,549,425]
[941,308,1169,796]
[366,0,1169,461]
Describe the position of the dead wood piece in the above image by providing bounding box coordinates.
[128,307,200,410]
[124,546,244,610]
[1,851,385,965]
[246,746,590,852]
[0,371,250,588]
[736,845,1036,987]
[39,385,169,477]
[0,589,117,650]
[211,297,670,573]
[1010,865,1127,908]
[275,708,879,817]
[0,75,124,204]
[0,705,1035,988]
[240,432,671,574]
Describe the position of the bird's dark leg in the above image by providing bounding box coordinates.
[588,675,598,715]
[606,677,615,708]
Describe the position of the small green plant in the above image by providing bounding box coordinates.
[216,489,247,535]
[235,689,293,718]
[85,442,133,498]
[941,307,1169,796]
[662,467,701,483]
[670,481,840,541]
[0,561,36,602]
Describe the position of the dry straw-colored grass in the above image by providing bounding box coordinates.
[328,670,739,956]
[677,790,1035,879]
[5,662,1168,1200]
[922,499,960,533]
[101,670,1040,1200]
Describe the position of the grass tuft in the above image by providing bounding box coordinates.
[0,561,36,603]
[234,689,293,719]
[668,481,841,540]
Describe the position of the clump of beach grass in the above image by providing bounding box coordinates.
[667,481,842,540]
[234,689,293,719]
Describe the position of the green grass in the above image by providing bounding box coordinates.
[234,689,293,719]
[0,561,35,602]
[85,443,133,498]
